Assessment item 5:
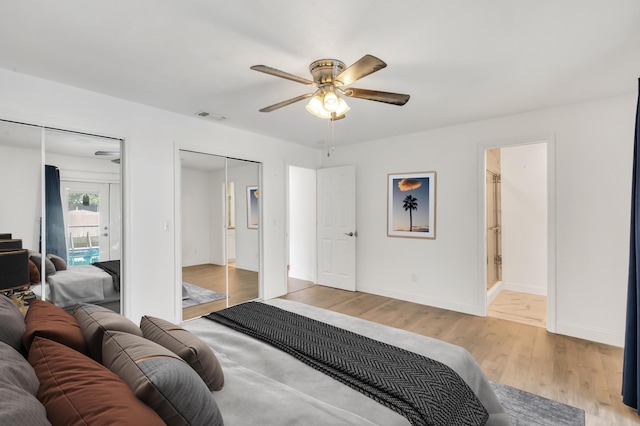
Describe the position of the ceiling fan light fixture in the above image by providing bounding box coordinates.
[305,93,329,118]
[323,87,339,112]
[306,91,350,119]
[335,97,350,116]
[252,54,409,119]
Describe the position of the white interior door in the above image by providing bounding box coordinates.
[316,165,356,291]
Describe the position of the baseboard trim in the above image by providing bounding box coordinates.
[502,281,547,296]
[555,322,624,347]
[486,281,504,304]
[357,285,482,316]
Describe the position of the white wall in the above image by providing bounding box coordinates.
[0,68,322,325]
[0,66,634,346]
[181,168,214,267]
[323,94,634,346]
[501,143,548,295]
[0,144,41,249]
[288,166,317,282]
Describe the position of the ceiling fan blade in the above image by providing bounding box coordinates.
[259,93,314,112]
[342,88,410,106]
[250,65,315,86]
[334,55,387,86]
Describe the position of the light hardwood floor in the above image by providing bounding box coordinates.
[488,290,547,328]
[280,285,637,426]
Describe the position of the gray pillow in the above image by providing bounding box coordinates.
[0,341,39,395]
[140,315,224,391]
[102,331,223,426]
[0,294,26,354]
[0,387,50,426]
[0,341,49,425]
[73,303,143,363]
[28,252,56,277]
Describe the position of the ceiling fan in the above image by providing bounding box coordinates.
[250,54,410,120]
[95,150,120,164]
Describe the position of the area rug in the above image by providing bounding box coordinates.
[182,282,226,308]
[491,381,585,426]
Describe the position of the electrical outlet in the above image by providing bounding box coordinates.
[411,273,418,282]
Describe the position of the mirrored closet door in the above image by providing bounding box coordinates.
[180,150,260,320]
[0,119,123,312]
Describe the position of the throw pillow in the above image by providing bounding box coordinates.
[23,299,88,354]
[73,303,142,363]
[102,331,224,426]
[29,336,164,426]
[28,251,56,277]
[0,341,39,396]
[0,387,49,426]
[0,294,26,354]
[46,254,67,271]
[28,259,40,283]
[140,315,224,391]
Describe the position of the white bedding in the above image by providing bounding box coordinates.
[182,299,511,426]
[31,265,119,308]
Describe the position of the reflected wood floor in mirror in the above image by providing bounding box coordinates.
[182,263,258,320]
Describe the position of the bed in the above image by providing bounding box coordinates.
[1,293,510,425]
[31,260,120,309]
[181,299,511,425]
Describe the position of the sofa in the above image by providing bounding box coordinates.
[0,294,224,425]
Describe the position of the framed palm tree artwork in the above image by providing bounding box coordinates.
[247,186,259,229]
[387,171,436,239]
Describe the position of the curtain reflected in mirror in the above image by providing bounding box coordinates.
[0,119,122,312]
[180,150,260,320]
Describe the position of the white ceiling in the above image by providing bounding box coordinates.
[1,1,639,149]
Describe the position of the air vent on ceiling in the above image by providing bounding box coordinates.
[195,111,227,121]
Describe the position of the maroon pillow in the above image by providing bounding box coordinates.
[29,337,165,426]
[28,259,40,283]
[23,299,88,354]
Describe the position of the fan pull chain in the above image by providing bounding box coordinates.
[327,116,335,157]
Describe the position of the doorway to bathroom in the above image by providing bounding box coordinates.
[485,142,548,328]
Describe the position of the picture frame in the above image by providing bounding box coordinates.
[247,186,259,229]
[387,171,436,239]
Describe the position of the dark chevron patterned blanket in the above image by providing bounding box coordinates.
[206,302,488,426]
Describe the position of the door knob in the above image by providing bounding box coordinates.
[102,233,109,237]
[344,232,354,237]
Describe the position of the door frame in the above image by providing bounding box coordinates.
[285,164,357,292]
[477,136,557,333]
